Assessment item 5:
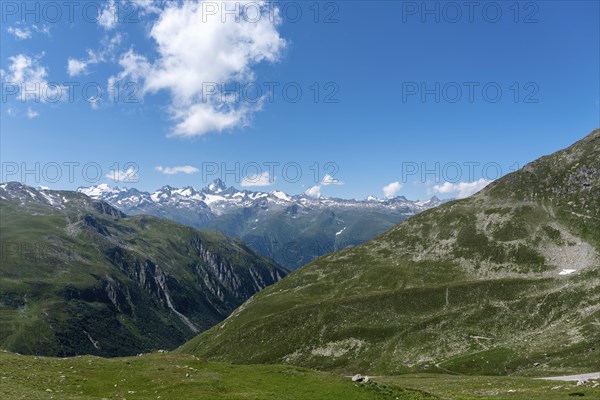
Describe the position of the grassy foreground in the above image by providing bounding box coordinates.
[0,351,431,400]
[1,351,598,399]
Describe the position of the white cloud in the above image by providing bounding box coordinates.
[155,165,199,175]
[110,0,286,138]
[106,167,139,183]
[431,178,492,199]
[241,171,274,187]
[305,185,321,198]
[8,26,31,40]
[383,181,403,198]
[98,0,118,30]
[130,0,162,15]
[2,53,56,102]
[321,174,343,185]
[67,33,122,77]
[26,107,39,119]
[7,24,50,40]
[171,103,251,138]
[303,174,344,197]
[4,54,46,84]
[108,48,151,91]
[67,58,88,76]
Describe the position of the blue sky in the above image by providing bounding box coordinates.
[1,0,598,200]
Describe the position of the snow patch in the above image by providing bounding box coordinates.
[202,193,225,205]
[558,269,577,275]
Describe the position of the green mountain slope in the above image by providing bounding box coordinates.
[0,183,286,357]
[180,129,600,376]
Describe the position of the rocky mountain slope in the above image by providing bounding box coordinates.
[179,129,600,376]
[78,182,443,270]
[0,183,286,357]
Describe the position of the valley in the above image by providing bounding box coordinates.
[78,181,443,270]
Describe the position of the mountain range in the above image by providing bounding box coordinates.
[179,129,600,376]
[0,182,286,357]
[78,181,444,269]
[2,129,598,382]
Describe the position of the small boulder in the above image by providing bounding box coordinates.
[351,374,364,382]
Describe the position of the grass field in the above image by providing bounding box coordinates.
[0,351,431,400]
[1,351,598,399]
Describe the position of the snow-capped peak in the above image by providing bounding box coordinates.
[74,182,445,219]
[271,190,292,202]
[206,178,228,193]
[79,183,124,198]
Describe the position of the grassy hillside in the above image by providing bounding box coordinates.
[0,183,286,357]
[179,130,600,375]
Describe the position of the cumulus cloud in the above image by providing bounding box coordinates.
[321,174,343,186]
[1,53,57,104]
[155,165,199,175]
[241,171,274,187]
[303,174,344,197]
[3,54,47,85]
[171,103,251,138]
[305,185,321,198]
[431,178,492,199]
[383,181,403,198]
[67,59,88,76]
[98,0,118,30]
[106,166,139,183]
[109,0,286,138]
